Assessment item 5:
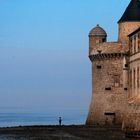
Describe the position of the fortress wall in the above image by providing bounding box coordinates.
[123,105,140,131]
[86,57,127,125]
[90,42,121,53]
[129,59,140,97]
[122,52,140,131]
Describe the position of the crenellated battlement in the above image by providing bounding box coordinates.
[89,53,125,61]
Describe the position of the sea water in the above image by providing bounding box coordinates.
[0,109,87,127]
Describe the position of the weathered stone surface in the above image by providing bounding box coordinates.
[86,0,140,134]
[118,22,140,43]
[86,58,127,125]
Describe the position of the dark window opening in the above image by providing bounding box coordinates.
[104,113,115,116]
[124,88,128,90]
[102,38,106,42]
[134,35,136,53]
[137,67,139,88]
[134,69,136,88]
[97,65,102,69]
[130,38,132,54]
[125,64,128,67]
[105,87,111,90]
[138,33,140,51]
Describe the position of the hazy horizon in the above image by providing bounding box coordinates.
[0,0,130,115]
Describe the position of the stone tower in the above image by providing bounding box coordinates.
[89,24,107,54]
[86,0,140,126]
[86,30,127,125]
[118,0,140,44]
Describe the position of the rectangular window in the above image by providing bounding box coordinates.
[114,75,120,87]
[104,113,115,116]
[130,70,132,89]
[129,69,132,97]
[134,69,136,88]
[97,65,102,69]
[134,36,136,53]
[124,88,127,90]
[138,33,140,51]
[105,87,111,90]
[102,38,106,42]
[136,34,138,52]
[138,67,139,88]
[130,38,132,54]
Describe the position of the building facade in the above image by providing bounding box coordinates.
[86,0,140,132]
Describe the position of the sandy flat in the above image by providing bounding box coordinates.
[0,125,136,140]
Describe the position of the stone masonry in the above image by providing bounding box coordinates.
[86,0,140,133]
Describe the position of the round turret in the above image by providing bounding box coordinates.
[89,24,107,54]
[89,24,107,37]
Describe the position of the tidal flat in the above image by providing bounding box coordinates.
[0,125,136,140]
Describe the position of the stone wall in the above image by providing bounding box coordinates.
[118,22,140,43]
[86,57,127,125]
[122,32,140,131]
[89,36,106,55]
[89,42,127,56]
[123,105,140,131]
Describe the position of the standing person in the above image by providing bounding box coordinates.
[59,117,62,126]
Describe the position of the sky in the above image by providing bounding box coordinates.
[0,0,130,114]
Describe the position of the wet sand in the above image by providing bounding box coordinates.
[0,125,136,140]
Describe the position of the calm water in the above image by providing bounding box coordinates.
[0,109,87,127]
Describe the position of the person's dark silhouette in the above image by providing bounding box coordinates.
[59,117,62,126]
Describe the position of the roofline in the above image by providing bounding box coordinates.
[118,20,140,24]
[128,27,140,37]
[118,0,140,23]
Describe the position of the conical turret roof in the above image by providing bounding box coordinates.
[118,0,140,23]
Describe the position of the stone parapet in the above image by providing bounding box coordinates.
[89,42,128,58]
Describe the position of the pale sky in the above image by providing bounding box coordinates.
[0,0,130,114]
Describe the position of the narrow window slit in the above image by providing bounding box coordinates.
[124,88,128,90]
[104,113,115,116]
[125,64,128,67]
[105,87,111,90]
[97,65,102,69]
